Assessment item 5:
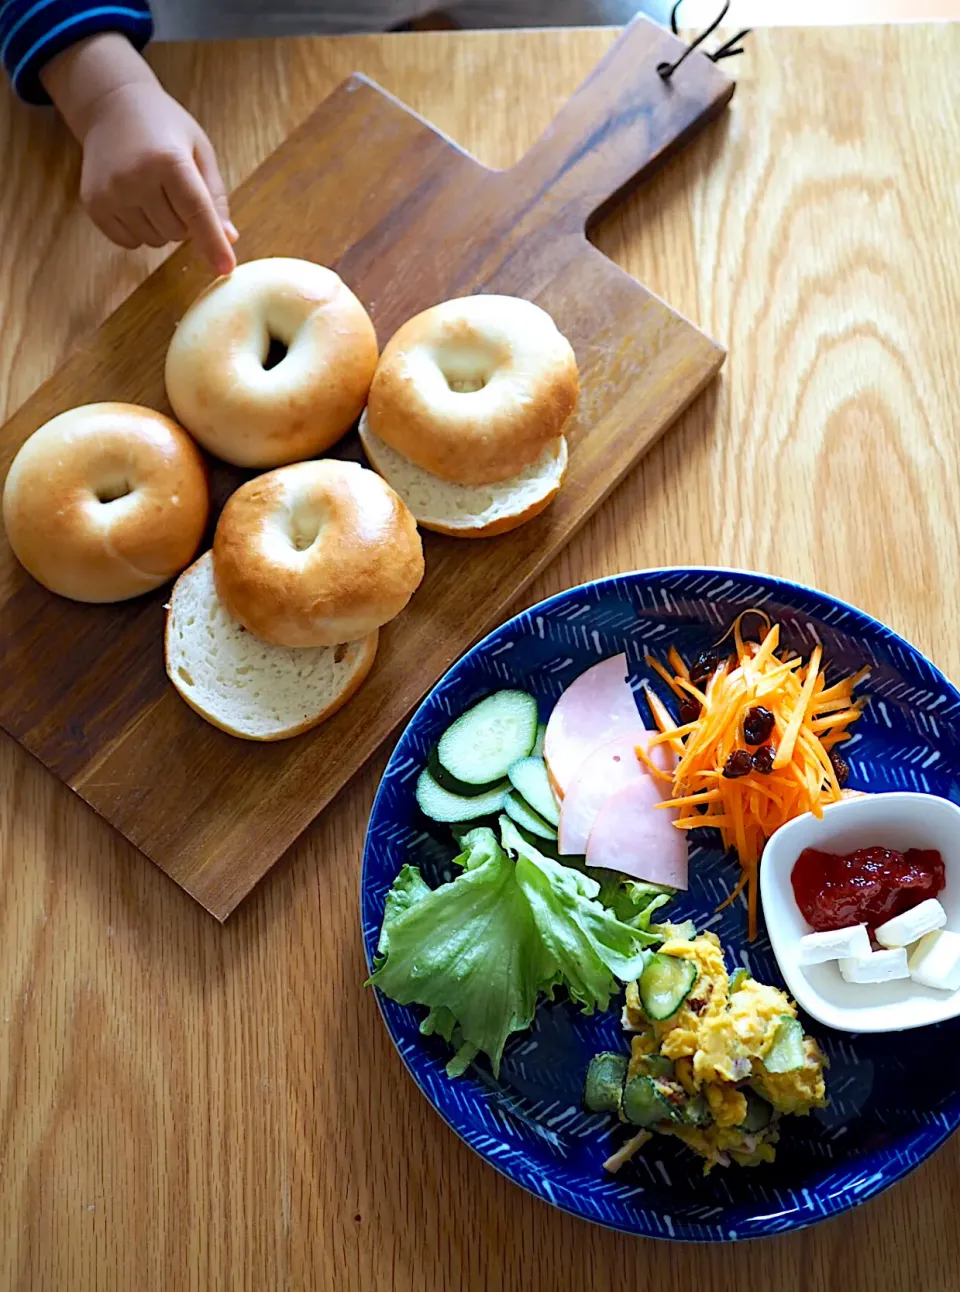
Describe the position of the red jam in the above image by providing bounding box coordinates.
[791,845,946,932]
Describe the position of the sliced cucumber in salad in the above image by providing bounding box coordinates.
[415,768,508,823]
[762,1016,805,1073]
[739,1089,774,1132]
[583,1052,629,1114]
[532,722,547,758]
[632,1054,675,1080]
[680,1093,711,1128]
[638,954,699,1021]
[437,690,538,786]
[621,1075,679,1128]
[507,756,560,827]
[503,791,557,841]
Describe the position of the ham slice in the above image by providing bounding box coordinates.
[543,654,646,798]
[586,776,688,890]
[558,734,674,856]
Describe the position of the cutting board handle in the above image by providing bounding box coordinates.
[509,15,735,230]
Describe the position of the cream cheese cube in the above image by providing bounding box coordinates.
[839,947,910,983]
[908,929,960,992]
[875,899,948,949]
[798,924,871,965]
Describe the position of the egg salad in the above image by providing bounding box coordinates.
[583,929,827,1174]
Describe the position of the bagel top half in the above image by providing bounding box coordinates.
[365,295,578,487]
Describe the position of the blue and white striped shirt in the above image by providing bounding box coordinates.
[1,0,153,103]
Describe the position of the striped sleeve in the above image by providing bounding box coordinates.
[1,0,153,104]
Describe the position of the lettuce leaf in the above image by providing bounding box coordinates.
[376,864,431,955]
[369,827,556,1076]
[369,819,661,1077]
[501,818,652,1010]
[557,858,673,931]
[606,879,673,931]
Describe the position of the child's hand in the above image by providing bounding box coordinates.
[42,33,237,275]
[80,80,237,274]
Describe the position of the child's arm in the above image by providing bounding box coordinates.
[3,4,235,273]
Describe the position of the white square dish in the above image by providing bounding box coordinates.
[760,792,960,1033]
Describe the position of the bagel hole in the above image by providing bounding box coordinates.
[263,335,288,370]
[436,341,497,394]
[95,478,132,504]
[289,505,324,552]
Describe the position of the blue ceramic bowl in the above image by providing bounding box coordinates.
[361,568,960,1241]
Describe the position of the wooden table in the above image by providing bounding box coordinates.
[3,22,960,1292]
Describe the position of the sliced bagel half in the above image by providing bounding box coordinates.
[359,412,567,539]
[165,552,377,741]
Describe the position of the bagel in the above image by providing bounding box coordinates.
[2,402,209,603]
[358,413,567,538]
[164,258,378,468]
[166,552,378,741]
[212,459,424,648]
[365,294,578,487]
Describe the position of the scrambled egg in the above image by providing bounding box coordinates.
[618,932,827,1173]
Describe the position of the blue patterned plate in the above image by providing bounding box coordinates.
[361,568,960,1241]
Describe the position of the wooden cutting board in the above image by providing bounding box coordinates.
[0,16,733,919]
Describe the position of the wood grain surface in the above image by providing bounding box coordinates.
[0,15,733,920]
[2,22,960,1292]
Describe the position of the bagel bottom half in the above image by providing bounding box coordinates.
[166,552,378,741]
[358,413,567,539]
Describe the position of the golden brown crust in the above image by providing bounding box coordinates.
[212,460,424,647]
[1,402,209,603]
[164,259,378,469]
[359,423,567,538]
[366,295,578,486]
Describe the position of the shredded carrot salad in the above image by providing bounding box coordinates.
[636,613,868,940]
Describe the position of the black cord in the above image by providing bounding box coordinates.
[659,0,752,80]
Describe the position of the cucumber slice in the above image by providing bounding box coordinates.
[415,768,508,824]
[428,751,502,798]
[532,723,547,758]
[436,691,538,786]
[583,1052,628,1114]
[503,791,557,841]
[507,757,560,827]
[632,1054,675,1080]
[621,1076,676,1128]
[739,1089,774,1133]
[680,1093,711,1128]
[638,954,699,1021]
[729,967,750,993]
[762,1016,805,1073]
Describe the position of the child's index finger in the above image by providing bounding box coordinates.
[164,162,236,276]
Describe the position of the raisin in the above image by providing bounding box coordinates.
[830,751,850,788]
[723,749,753,779]
[743,705,775,746]
[752,745,775,775]
[686,982,713,1014]
[678,698,701,724]
[689,650,719,685]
